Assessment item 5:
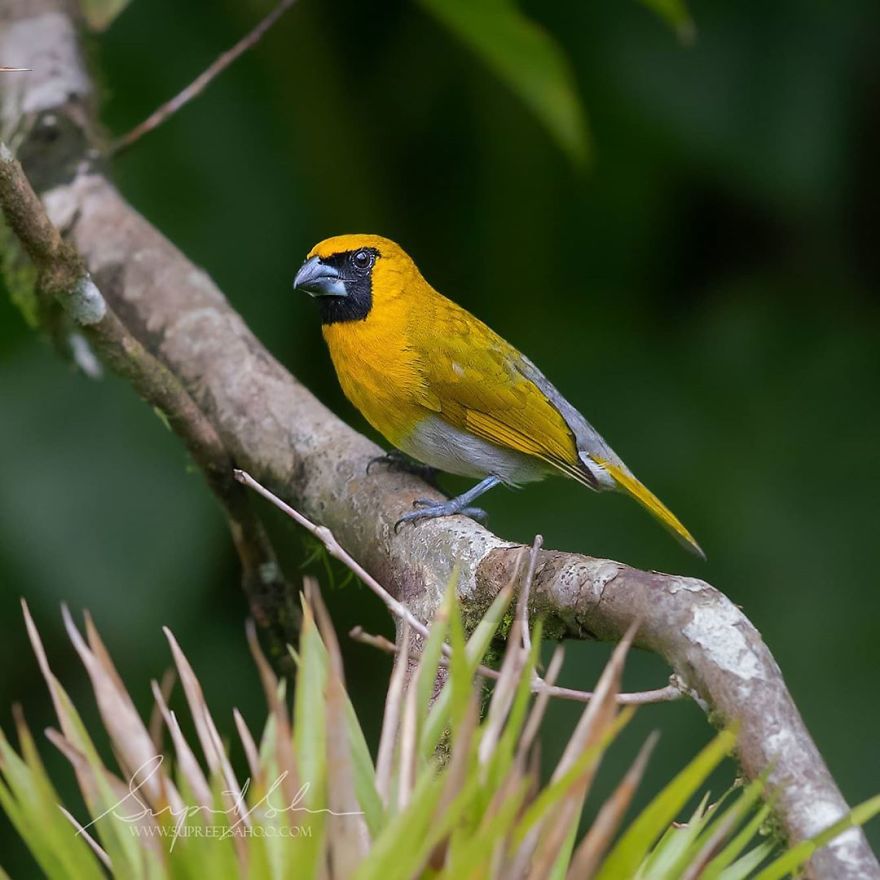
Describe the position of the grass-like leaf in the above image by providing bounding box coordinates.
[81,0,131,31]
[418,0,590,165]
[638,0,696,44]
[2,590,876,879]
[595,727,738,879]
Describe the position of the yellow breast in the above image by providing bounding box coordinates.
[322,312,425,447]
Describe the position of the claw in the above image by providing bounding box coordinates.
[366,453,393,475]
[394,498,489,531]
[367,451,438,484]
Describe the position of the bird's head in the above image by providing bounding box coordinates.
[293,234,418,325]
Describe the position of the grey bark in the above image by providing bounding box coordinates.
[1,2,876,877]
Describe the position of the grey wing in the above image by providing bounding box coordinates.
[514,355,627,491]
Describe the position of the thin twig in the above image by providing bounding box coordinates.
[110,0,297,155]
[350,625,517,687]
[234,468,436,643]
[542,682,681,706]
[349,626,681,706]
[519,534,543,656]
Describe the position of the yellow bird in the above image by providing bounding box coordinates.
[293,234,703,558]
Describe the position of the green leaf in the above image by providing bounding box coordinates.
[291,604,328,876]
[418,0,589,165]
[14,721,106,880]
[483,619,543,792]
[295,608,385,837]
[514,707,634,846]
[444,780,528,877]
[596,728,737,880]
[351,772,445,880]
[637,0,696,45]
[0,729,101,880]
[81,0,132,31]
[421,581,513,755]
[700,781,774,879]
[344,695,385,837]
[638,792,712,879]
[645,784,753,879]
[718,842,775,880]
[41,686,147,875]
[447,592,473,731]
[549,821,579,880]
[415,580,454,735]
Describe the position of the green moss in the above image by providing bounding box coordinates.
[706,708,725,729]
[0,219,39,327]
[433,726,452,768]
[759,808,789,849]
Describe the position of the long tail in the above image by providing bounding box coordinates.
[598,460,705,559]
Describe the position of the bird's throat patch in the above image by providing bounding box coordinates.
[316,250,374,324]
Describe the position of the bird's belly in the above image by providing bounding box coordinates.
[399,415,548,485]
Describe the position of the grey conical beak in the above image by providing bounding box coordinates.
[293,256,347,297]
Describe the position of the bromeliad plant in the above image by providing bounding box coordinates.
[0,581,877,880]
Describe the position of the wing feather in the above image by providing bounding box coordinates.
[412,306,597,488]
[408,296,703,555]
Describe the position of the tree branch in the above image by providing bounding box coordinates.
[0,116,298,656]
[235,467,683,706]
[0,2,875,877]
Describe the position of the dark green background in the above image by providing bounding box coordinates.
[2,0,879,870]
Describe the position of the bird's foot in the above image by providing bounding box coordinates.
[394,498,488,532]
[368,450,438,484]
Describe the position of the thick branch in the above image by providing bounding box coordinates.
[0,43,297,652]
[0,2,875,877]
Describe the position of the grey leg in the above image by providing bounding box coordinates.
[394,475,501,532]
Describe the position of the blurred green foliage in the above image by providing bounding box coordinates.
[80,0,130,31]
[419,0,590,163]
[2,0,880,872]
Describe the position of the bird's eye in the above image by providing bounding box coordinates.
[352,249,374,271]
